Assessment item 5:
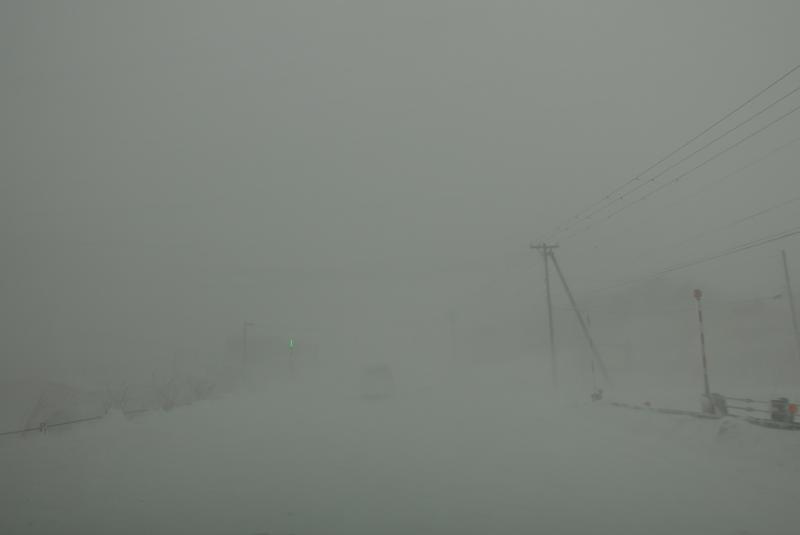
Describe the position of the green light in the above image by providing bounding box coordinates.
[288,338,294,349]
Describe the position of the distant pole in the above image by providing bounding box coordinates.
[693,289,711,399]
[448,308,457,361]
[243,321,255,366]
[781,250,800,361]
[548,251,610,384]
[242,322,248,366]
[531,243,558,386]
[586,313,598,389]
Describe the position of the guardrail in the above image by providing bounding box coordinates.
[721,395,797,420]
[719,395,799,429]
[723,396,772,414]
[609,394,800,430]
[0,414,105,437]
[0,405,169,438]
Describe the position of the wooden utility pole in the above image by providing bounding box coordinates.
[531,243,558,386]
[531,243,609,389]
[693,289,711,399]
[781,250,800,362]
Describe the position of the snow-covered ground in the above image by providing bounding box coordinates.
[3,359,800,535]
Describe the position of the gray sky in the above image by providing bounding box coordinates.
[3,1,800,379]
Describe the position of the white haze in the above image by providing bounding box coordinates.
[2,1,800,534]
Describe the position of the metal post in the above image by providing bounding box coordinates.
[693,289,711,399]
[781,250,800,362]
[548,251,609,383]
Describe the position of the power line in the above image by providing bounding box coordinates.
[552,67,800,239]
[650,193,800,254]
[569,227,800,300]
[640,134,800,222]
[725,194,800,227]
[657,225,800,275]
[578,83,800,224]
[543,60,800,242]
[560,134,800,243]
[605,135,800,262]
[569,274,658,299]
[594,100,800,229]
[555,291,788,314]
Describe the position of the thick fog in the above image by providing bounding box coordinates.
[3,2,800,534]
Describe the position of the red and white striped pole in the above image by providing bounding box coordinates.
[694,289,711,399]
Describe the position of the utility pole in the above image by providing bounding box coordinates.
[781,250,800,362]
[693,289,711,400]
[548,252,610,384]
[531,243,558,387]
